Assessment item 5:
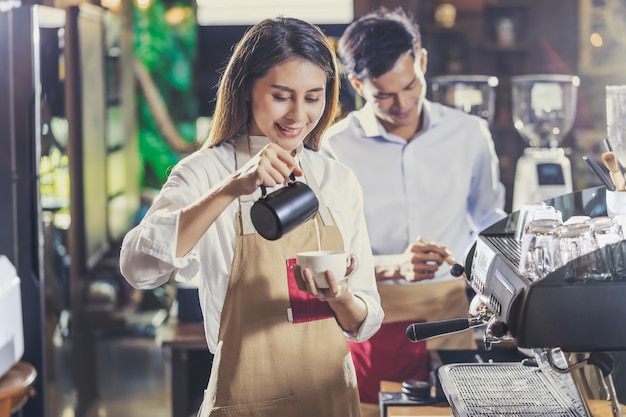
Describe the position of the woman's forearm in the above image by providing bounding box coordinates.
[176,179,240,257]
[328,290,367,335]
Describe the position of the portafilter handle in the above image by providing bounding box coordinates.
[406,291,502,346]
[405,316,485,343]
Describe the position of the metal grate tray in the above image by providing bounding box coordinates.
[438,362,589,417]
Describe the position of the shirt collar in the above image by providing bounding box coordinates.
[355,99,438,142]
[248,134,271,155]
[248,134,304,157]
[354,102,385,138]
[421,100,435,131]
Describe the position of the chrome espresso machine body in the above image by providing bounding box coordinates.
[407,186,626,417]
[467,186,626,352]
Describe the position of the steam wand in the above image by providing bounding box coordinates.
[546,349,624,417]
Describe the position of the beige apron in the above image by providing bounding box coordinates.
[378,278,476,350]
[198,136,360,417]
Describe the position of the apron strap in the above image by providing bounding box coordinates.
[234,135,257,235]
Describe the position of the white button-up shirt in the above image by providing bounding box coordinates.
[321,100,506,282]
[120,136,384,352]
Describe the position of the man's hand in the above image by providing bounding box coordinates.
[373,238,452,282]
[404,241,449,281]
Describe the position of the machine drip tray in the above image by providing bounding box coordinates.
[438,362,590,417]
[434,347,527,365]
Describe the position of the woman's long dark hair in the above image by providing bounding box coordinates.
[205,17,339,151]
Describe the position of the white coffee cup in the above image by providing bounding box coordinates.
[295,250,357,289]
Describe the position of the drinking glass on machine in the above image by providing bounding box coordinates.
[607,240,626,280]
[514,202,562,242]
[586,216,625,280]
[553,222,605,282]
[518,219,561,282]
[586,216,623,247]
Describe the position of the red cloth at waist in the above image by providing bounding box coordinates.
[348,319,430,404]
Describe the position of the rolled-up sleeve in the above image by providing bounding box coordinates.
[119,156,209,290]
[120,209,201,290]
[348,292,384,341]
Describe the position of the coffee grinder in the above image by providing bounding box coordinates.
[430,75,499,125]
[511,74,579,211]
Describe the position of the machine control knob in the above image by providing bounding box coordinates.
[450,263,465,277]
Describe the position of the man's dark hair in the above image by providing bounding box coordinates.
[338,7,421,80]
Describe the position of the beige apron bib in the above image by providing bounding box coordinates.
[198,136,360,417]
[377,278,476,350]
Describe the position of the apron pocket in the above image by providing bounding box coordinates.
[208,394,303,417]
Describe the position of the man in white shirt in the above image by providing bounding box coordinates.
[321,7,506,409]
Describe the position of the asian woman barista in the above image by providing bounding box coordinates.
[119,16,383,417]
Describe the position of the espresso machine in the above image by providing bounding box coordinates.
[511,74,579,212]
[407,186,626,417]
[430,75,499,125]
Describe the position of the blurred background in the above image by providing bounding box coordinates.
[1,0,625,416]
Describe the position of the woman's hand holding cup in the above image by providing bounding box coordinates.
[293,250,358,301]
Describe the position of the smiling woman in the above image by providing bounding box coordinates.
[247,58,328,151]
[120,15,383,417]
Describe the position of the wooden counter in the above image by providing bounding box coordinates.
[160,320,210,417]
[161,320,207,350]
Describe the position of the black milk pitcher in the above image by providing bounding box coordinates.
[250,173,319,241]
